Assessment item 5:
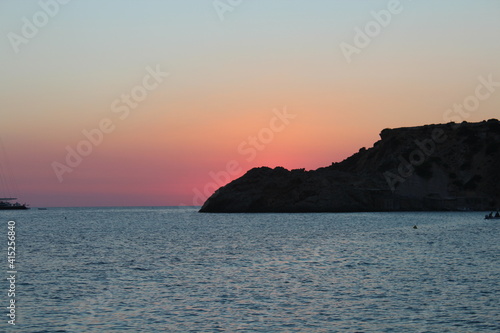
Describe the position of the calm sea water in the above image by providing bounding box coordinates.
[1,207,499,332]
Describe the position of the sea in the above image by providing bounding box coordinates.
[1,207,499,332]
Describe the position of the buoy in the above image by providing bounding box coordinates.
[413,225,418,229]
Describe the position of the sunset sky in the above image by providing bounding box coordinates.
[1,0,499,207]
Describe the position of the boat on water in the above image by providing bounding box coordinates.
[485,212,500,220]
[0,198,29,210]
[0,138,29,210]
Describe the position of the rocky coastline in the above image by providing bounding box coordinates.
[200,119,500,213]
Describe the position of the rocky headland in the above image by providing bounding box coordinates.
[200,119,500,213]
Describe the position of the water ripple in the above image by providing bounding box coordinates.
[4,208,499,332]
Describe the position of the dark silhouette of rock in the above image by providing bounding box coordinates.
[200,119,500,212]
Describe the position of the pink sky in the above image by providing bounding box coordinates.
[1,0,499,207]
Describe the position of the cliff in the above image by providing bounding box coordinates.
[199,119,500,212]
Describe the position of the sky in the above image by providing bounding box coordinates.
[0,0,499,207]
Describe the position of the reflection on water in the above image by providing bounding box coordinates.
[4,208,499,332]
